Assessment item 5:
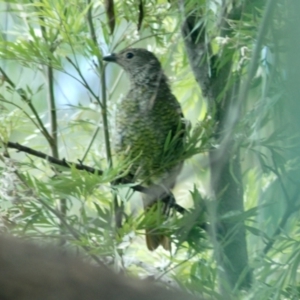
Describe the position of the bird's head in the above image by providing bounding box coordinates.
[103,48,165,86]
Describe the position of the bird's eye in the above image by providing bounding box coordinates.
[126,52,134,59]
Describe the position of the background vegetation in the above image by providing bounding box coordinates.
[1,0,299,299]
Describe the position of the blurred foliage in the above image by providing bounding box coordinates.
[0,0,299,299]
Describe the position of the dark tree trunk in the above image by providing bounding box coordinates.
[181,7,252,291]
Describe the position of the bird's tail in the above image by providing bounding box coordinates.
[145,230,170,251]
[142,192,175,251]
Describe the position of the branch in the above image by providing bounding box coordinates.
[6,141,101,174]
[181,3,253,291]
[3,141,187,215]
[86,0,117,225]
[181,14,212,98]
[46,64,58,158]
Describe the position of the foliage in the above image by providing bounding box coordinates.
[0,0,299,299]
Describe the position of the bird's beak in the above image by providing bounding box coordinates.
[103,53,117,62]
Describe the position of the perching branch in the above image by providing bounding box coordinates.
[5,141,101,174]
[3,141,187,215]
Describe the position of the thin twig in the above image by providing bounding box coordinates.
[37,0,67,245]
[86,0,118,226]
[0,67,53,145]
[0,98,43,131]
[263,190,300,254]
[237,0,277,106]
[47,66,58,156]
[80,125,100,162]
[66,57,103,109]
[86,0,112,167]
[263,159,300,254]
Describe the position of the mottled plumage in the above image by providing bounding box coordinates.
[103,48,185,250]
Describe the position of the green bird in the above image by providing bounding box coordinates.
[103,48,185,251]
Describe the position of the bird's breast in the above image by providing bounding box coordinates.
[114,89,182,180]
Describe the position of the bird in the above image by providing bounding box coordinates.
[103,48,185,251]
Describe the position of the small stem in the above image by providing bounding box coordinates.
[263,159,300,254]
[47,66,59,157]
[86,0,118,227]
[81,125,100,162]
[66,57,103,108]
[100,66,113,168]
[0,67,53,145]
[37,0,66,245]
[237,0,277,105]
[86,0,112,167]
